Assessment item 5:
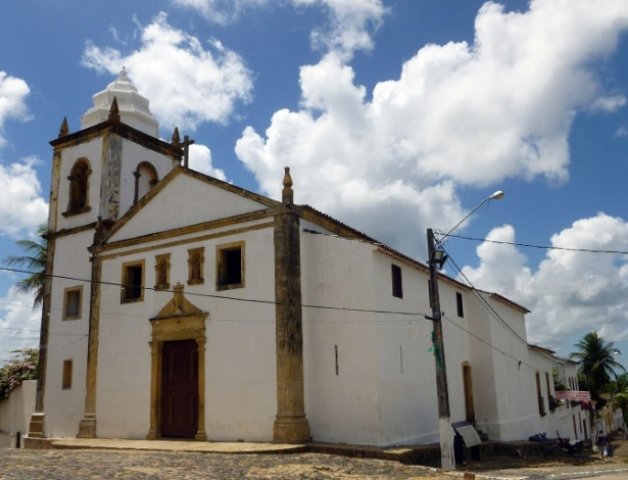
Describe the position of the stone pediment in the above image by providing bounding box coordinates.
[150,283,207,321]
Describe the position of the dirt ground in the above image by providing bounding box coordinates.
[461,433,628,474]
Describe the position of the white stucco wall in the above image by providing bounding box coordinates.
[117,139,178,215]
[44,229,93,438]
[439,283,475,427]
[463,291,498,437]
[109,173,269,242]
[96,221,277,440]
[525,348,591,442]
[484,299,536,441]
[0,380,36,446]
[55,133,179,234]
[371,252,439,445]
[301,230,555,446]
[301,232,382,444]
[56,138,103,231]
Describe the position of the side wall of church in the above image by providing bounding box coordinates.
[463,290,499,437]
[301,232,382,445]
[483,298,536,441]
[370,251,440,445]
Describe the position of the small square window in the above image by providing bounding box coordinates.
[391,264,403,298]
[62,359,73,390]
[121,261,144,303]
[188,247,205,285]
[216,242,244,290]
[456,292,464,318]
[63,286,82,320]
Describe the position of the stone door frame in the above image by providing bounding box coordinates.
[147,312,207,440]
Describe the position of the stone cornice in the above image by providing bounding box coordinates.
[50,120,183,161]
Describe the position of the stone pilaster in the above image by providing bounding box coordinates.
[99,130,122,222]
[272,169,309,443]
[147,341,162,440]
[77,224,107,438]
[195,337,208,441]
[26,148,61,443]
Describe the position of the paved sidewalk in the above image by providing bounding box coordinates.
[33,437,440,464]
[51,437,308,454]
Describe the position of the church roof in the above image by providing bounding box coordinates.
[81,67,159,136]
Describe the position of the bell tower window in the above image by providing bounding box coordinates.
[64,159,91,216]
[134,162,158,204]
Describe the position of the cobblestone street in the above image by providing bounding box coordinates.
[0,449,438,480]
[3,436,628,479]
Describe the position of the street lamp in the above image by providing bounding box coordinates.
[427,190,504,470]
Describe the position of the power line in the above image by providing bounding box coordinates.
[442,248,531,349]
[438,232,628,255]
[0,326,84,337]
[0,266,430,319]
[442,313,539,373]
[0,263,567,381]
[0,253,563,370]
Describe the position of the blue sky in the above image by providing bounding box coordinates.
[0,0,627,373]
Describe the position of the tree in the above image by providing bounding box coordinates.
[4,224,47,308]
[571,332,625,402]
[0,348,39,400]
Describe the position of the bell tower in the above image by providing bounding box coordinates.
[26,69,183,444]
[50,67,176,230]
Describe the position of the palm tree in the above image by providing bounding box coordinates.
[571,332,625,401]
[4,224,48,308]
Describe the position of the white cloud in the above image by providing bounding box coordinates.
[0,71,31,147]
[188,143,227,180]
[174,0,386,58]
[590,94,626,112]
[0,157,48,237]
[614,125,628,138]
[236,0,628,257]
[0,287,41,363]
[462,214,628,352]
[172,0,271,25]
[82,12,253,131]
[237,54,467,256]
[293,0,387,58]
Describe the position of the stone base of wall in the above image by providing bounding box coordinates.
[23,436,53,449]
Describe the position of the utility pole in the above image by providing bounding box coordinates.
[427,227,455,470]
[425,191,503,470]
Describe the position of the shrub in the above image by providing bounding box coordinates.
[0,348,39,401]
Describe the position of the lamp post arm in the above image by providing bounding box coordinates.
[437,190,504,245]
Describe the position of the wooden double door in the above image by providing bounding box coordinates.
[161,339,199,438]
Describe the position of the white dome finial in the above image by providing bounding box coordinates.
[80,67,159,136]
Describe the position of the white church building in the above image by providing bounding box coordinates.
[25,70,589,447]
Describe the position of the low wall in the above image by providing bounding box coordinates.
[0,380,36,447]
